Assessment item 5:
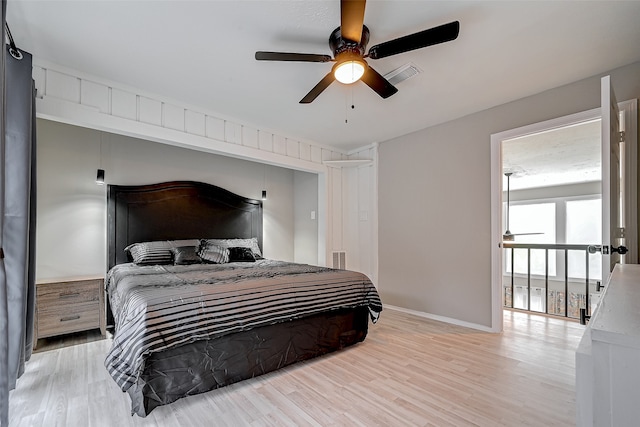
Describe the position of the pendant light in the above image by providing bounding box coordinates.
[96,169,105,185]
[261,164,267,200]
[96,132,105,185]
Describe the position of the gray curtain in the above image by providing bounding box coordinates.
[0,3,37,424]
[0,2,8,425]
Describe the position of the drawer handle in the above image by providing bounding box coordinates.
[59,292,80,298]
[60,315,81,322]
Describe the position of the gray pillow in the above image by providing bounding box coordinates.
[198,244,229,264]
[125,239,200,265]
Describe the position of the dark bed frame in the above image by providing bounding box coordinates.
[106,181,369,417]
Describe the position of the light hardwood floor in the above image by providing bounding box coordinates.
[9,309,583,426]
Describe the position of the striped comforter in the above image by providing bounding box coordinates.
[104,260,382,391]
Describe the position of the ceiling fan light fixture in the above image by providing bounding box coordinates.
[255,3,460,103]
[333,59,366,84]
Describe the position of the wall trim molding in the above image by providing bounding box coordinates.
[32,58,348,169]
[347,142,378,156]
[384,304,497,333]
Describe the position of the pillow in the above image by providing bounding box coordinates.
[125,241,173,265]
[200,237,262,258]
[198,244,229,264]
[125,239,200,265]
[171,246,201,265]
[228,247,256,262]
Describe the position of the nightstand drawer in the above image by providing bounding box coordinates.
[37,279,100,307]
[37,303,100,338]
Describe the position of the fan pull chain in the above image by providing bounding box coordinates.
[345,88,355,124]
[345,92,349,123]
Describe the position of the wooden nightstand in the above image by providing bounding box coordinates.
[34,276,106,349]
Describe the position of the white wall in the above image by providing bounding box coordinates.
[36,119,313,280]
[321,145,379,283]
[293,171,318,265]
[345,146,378,284]
[378,60,640,328]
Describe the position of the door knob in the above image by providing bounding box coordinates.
[611,245,628,255]
[588,245,627,255]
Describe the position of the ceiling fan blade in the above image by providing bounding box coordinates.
[511,232,544,236]
[503,231,544,241]
[300,72,335,104]
[341,0,366,43]
[255,51,332,62]
[360,65,398,99]
[367,21,460,59]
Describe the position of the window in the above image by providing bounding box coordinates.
[505,203,556,275]
[566,198,602,280]
[504,195,601,280]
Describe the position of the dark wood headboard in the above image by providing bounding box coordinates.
[107,181,263,270]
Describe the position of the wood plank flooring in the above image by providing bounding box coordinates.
[8,309,584,426]
[33,329,106,353]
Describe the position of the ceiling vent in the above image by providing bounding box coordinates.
[383,63,422,86]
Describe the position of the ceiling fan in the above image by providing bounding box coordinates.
[255,0,460,104]
[503,172,544,242]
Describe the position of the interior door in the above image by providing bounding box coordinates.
[601,75,624,274]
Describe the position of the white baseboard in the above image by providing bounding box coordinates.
[384,304,498,333]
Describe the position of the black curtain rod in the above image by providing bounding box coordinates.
[5,22,22,60]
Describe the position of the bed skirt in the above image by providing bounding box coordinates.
[126,306,370,417]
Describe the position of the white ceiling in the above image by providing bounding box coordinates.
[6,1,640,152]
[503,119,602,190]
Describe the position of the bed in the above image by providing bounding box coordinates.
[103,181,382,417]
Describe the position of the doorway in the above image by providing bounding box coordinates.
[502,118,603,319]
[490,100,638,332]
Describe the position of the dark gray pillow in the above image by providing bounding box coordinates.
[171,246,201,265]
[228,246,256,262]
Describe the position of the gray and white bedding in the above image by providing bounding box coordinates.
[104,260,383,392]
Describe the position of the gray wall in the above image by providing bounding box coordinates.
[378,60,640,327]
[36,119,314,280]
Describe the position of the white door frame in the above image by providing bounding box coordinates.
[490,100,637,332]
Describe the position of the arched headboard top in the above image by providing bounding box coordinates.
[107,181,263,270]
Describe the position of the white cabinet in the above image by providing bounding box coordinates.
[576,264,640,426]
